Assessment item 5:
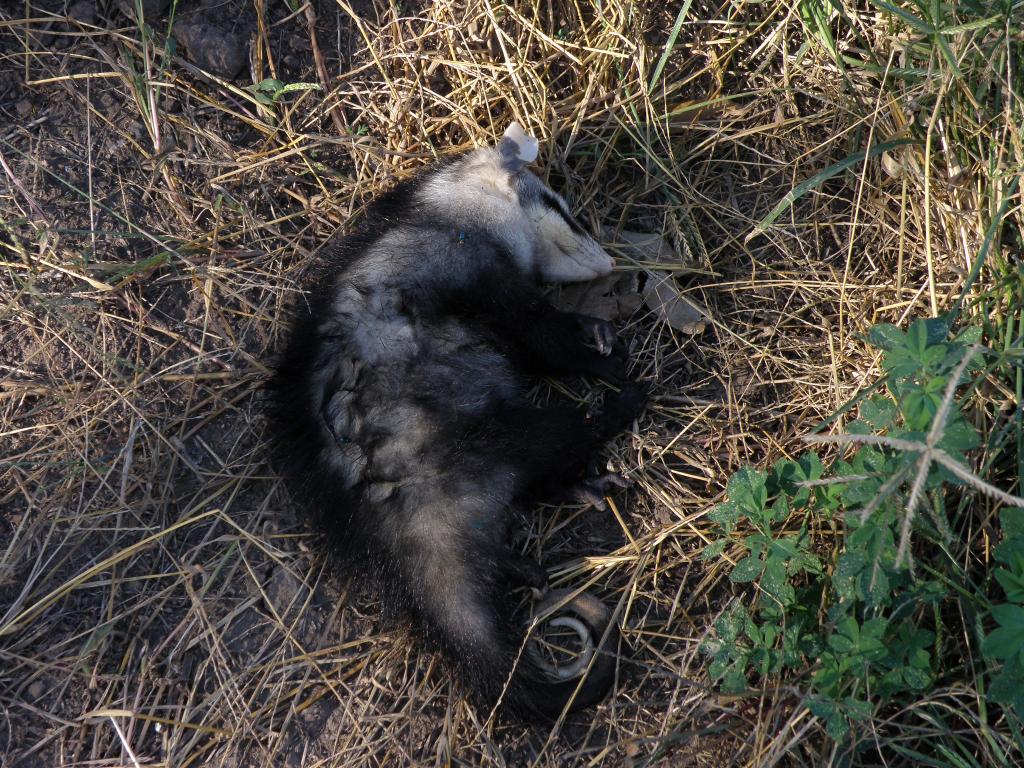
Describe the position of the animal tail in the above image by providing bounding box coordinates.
[404,536,619,720]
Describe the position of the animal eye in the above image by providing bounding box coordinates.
[540,191,586,236]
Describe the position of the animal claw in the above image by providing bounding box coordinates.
[592,323,616,356]
[575,314,621,358]
[569,472,630,510]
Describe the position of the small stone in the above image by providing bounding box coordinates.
[67,0,97,25]
[15,99,32,119]
[28,680,45,700]
[265,567,307,617]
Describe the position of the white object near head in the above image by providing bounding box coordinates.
[498,122,540,170]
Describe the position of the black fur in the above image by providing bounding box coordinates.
[267,146,644,720]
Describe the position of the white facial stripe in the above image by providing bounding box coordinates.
[532,203,614,282]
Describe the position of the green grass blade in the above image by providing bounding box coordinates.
[940,16,1003,33]
[934,32,963,77]
[870,0,936,33]
[750,138,917,235]
[950,172,1022,323]
[648,0,693,91]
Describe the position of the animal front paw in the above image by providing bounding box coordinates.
[595,383,647,434]
[571,314,629,383]
[576,315,617,356]
[574,314,623,358]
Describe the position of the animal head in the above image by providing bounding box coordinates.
[419,123,615,283]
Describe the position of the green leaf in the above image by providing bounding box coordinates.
[699,637,722,657]
[731,555,764,583]
[906,319,929,357]
[923,315,951,345]
[251,77,284,94]
[862,617,888,639]
[716,603,747,642]
[746,621,763,645]
[938,418,981,454]
[721,665,748,693]
[989,657,1024,715]
[702,539,727,561]
[806,697,837,721]
[901,385,941,430]
[834,550,866,602]
[869,323,904,351]
[1000,509,1024,538]
[861,564,891,607]
[709,500,741,534]
[708,652,730,680]
[761,557,791,603]
[992,603,1024,633]
[727,467,769,517]
[845,696,873,721]
[807,696,851,740]
[768,493,790,523]
[955,325,983,345]
[985,626,1024,660]
[812,660,844,695]
[922,345,947,367]
[885,349,921,378]
[829,632,856,654]
[879,668,905,696]
[860,397,897,430]
[824,710,850,740]
[901,665,932,690]
[769,536,801,559]
[848,418,872,435]
[773,452,824,507]
[747,534,769,559]
[994,569,1024,603]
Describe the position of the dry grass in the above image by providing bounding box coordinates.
[0,0,1019,766]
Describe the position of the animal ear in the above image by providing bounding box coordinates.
[497,122,539,172]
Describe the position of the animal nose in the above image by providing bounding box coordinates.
[593,250,614,275]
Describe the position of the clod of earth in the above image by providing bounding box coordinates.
[67,0,97,25]
[174,15,250,80]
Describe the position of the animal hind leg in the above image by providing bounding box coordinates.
[462,384,646,502]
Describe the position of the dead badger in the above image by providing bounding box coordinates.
[269,124,645,719]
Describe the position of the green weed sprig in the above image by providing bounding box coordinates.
[703,316,1024,749]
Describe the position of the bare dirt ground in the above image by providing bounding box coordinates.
[0,0,975,765]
